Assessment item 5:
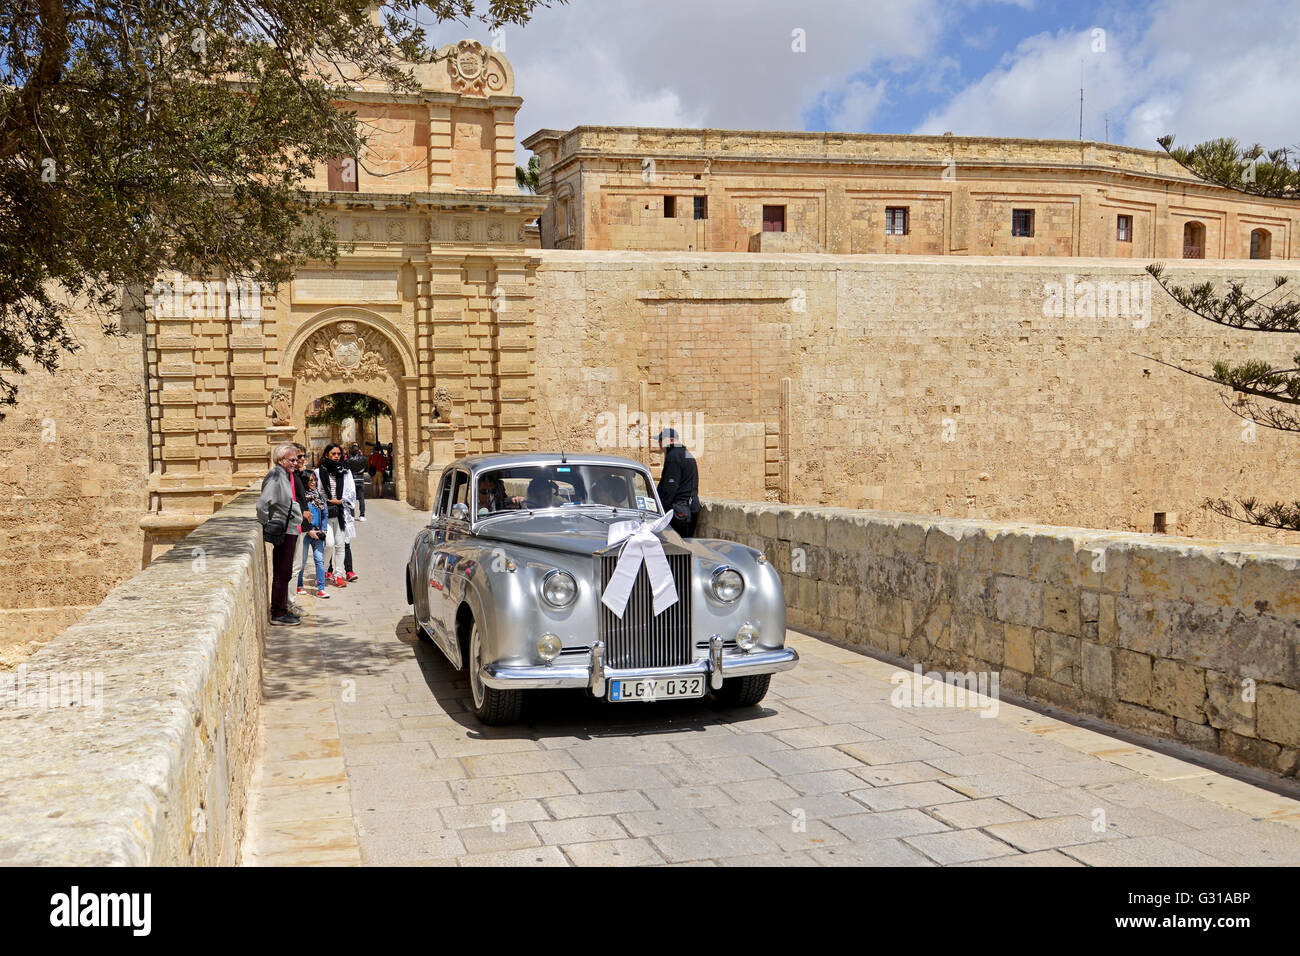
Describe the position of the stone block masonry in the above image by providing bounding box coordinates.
[700,499,1300,779]
[0,484,265,864]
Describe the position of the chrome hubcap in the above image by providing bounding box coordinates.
[469,624,484,709]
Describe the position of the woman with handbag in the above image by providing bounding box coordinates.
[316,442,358,587]
[296,472,332,598]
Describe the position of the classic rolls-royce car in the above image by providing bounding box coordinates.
[406,453,797,724]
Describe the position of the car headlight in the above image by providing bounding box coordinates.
[541,569,577,607]
[710,567,744,603]
[736,623,760,651]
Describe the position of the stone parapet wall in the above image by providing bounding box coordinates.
[0,485,266,864]
[700,499,1300,778]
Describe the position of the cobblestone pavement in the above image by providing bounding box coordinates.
[242,499,1300,866]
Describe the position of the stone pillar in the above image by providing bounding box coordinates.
[491,100,521,193]
[428,99,454,189]
[493,256,535,453]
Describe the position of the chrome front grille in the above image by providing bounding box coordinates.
[599,552,693,668]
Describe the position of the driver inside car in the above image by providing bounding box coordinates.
[511,475,559,509]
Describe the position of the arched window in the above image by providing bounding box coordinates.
[1250,228,1271,260]
[1182,221,1205,259]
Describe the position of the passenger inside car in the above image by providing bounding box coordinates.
[591,474,631,507]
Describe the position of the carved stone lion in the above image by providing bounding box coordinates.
[268,386,292,426]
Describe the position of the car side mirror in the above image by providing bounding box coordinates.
[451,502,471,523]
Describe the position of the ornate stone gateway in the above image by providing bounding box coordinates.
[138,39,546,553]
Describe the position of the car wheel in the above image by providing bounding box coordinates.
[710,674,771,708]
[467,618,523,725]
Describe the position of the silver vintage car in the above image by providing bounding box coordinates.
[405,453,798,724]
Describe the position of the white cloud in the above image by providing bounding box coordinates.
[915,0,1300,148]
[442,0,949,161]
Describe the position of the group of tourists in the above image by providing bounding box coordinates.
[256,441,376,627]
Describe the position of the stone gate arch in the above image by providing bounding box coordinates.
[282,308,418,502]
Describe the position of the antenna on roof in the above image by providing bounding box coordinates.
[539,394,566,463]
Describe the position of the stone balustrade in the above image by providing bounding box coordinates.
[0,485,266,864]
[700,500,1300,778]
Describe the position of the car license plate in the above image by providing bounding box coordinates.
[608,677,704,702]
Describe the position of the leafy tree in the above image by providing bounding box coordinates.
[306,391,392,428]
[1145,134,1300,531]
[515,154,539,192]
[0,0,559,413]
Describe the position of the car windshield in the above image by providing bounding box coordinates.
[474,464,661,517]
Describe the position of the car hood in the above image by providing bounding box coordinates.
[473,510,736,563]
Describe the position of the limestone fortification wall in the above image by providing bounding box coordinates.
[0,485,265,864]
[532,252,1300,545]
[0,298,150,665]
[701,500,1300,778]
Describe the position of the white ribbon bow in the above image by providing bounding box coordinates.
[600,510,678,619]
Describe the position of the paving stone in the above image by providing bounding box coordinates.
[759,819,851,852]
[649,828,784,863]
[533,816,629,845]
[439,799,550,830]
[984,815,1126,852]
[1063,835,1226,866]
[754,746,863,776]
[660,756,776,787]
[643,785,735,809]
[770,723,882,749]
[1028,760,1140,788]
[773,792,872,821]
[617,807,714,837]
[460,749,581,778]
[458,823,542,854]
[565,765,675,794]
[837,738,960,765]
[926,798,1033,829]
[718,851,819,866]
[954,849,1082,867]
[457,846,570,867]
[782,769,868,796]
[562,838,666,866]
[544,790,655,819]
[701,801,799,830]
[1168,823,1300,865]
[851,761,952,786]
[941,771,1062,799]
[848,781,968,811]
[825,809,951,842]
[809,839,935,866]
[719,777,802,803]
[451,771,578,805]
[904,829,1021,865]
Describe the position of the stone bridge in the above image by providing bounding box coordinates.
[2,493,1299,866]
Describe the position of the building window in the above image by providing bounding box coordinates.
[1011,209,1034,237]
[327,155,358,191]
[694,196,708,220]
[885,206,910,236]
[1117,215,1133,243]
[1183,221,1205,259]
[1153,512,1167,534]
[762,205,786,232]
[663,195,676,218]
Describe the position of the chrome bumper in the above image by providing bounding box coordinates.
[479,636,799,693]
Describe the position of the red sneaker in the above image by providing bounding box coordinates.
[315,589,330,598]
[334,574,347,588]
[346,572,358,582]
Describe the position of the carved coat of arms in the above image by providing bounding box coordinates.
[299,323,386,382]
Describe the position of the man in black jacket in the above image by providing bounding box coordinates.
[655,428,701,537]
[346,444,368,520]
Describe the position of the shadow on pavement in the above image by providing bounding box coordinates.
[394,614,778,742]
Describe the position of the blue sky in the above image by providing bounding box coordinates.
[435,0,1299,161]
